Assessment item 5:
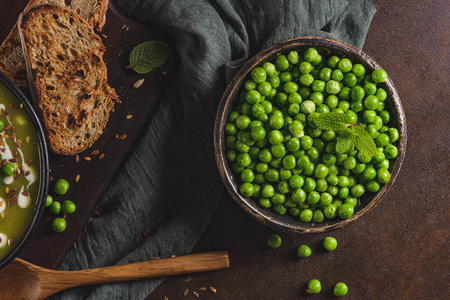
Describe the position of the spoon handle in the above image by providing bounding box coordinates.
[48,251,229,290]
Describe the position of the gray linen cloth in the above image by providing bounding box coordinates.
[53,0,376,298]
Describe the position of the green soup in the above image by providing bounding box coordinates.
[0,83,41,261]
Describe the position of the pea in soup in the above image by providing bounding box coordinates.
[0,82,40,261]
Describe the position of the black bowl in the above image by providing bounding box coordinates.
[0,72,49,269]
[214,37,407,233]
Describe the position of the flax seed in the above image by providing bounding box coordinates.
[75,174,80,182]
[84,157,91,161]
[164,297,168,300]
[8,199,13,207]
[115,134,119,139]
[91,150,99,155]
[2,125,10,131]
[99,153,105,160]
[1,159,6,166]
[12,150,17,158]
[12,195,17,203]
[9,104,16,110]
[8,158,17,163]
[133,78,145,88]
[192,292,199,298]
[118,134,127,140]
[28,159,32,166]
[134,236,140,244]
[26,136,30,143]
[50,176,53,181]
[73,242,77,249]
[10,132,15,140]
[209,287,217,294]
[1,212,4,219]
[183,289,189,297]
[184,277,191,283]
[21,191,30,196]
[16,168,20,175]
[75,154,80,163]
[25,170,31,177]
[4,187,9,194]
[13,173,18,180]
[0,148,5,153]
[94,210,101,217]
[14,141,21,148]
[7,238,13,247]
[198,287,207,291]
[126,115,133,119]
[10,188,17,193]
[62,213,67,219]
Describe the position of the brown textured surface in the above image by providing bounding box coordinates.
[150,0,450,299]
[0,0,172,268]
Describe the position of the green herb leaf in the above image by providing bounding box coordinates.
[350,126,378,156]
[129,41,169,74]
[336,128,353,154]
[314,112,352,131]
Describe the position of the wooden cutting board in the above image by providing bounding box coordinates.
[0,1,173,269]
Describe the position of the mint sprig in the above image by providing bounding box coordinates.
[128,41,169,74]
[314,113,378,156]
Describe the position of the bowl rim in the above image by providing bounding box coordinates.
[0,72,49,269]
[214,36,407,233]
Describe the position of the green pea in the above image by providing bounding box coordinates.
[334,282,349,297]
[266,234,282,248]
[52,217,66,232]
[297,245,311,258]
[61,200,76,214]
[323,236,338,251]
[307,279,321,294]
[49,201,61,215]
[45,195,53,207]
[54,179,70,195]
[1,163,15,176]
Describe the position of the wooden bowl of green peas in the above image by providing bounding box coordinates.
[214,37,407,233]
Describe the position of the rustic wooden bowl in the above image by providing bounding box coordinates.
[214,37,407,233]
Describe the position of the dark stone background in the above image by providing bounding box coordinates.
[149,1,450,299]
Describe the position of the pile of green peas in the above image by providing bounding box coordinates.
[45,178,76,232]
[225,47,399,222]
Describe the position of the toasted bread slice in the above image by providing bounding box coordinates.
[0,0,108,87]
[18,4,118,155]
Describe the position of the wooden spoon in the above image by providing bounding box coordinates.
[0,251,229,299]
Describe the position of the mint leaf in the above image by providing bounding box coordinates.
[336,128,353,154]
[314,112,352,131]
[351,126,378,156]
[129,41,169,74]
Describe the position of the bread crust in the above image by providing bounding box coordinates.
[18,4,118,155]
[0,0,109,87]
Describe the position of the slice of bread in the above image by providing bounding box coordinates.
[18,4,118,155]
[0,0,108,87]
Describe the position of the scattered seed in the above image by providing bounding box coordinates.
[14,141,21,148]
[8,199,13,207]
[183,289,189,297]
[12,195,17,203]
[209,287,217,294]
[75,174,80,182]
[10,188,17,193]
[73,242,77,249]
[153,257,160,260]
[84,157,91,161]
[1,159,6,166]
[15,168,19,175]
[13,173,18,180]
[83,225,87,233]
[6,192,12,198]
[133,78,145,89]
[192,292,199,298]
[28,159,32,166]
[25,170,31,177]
[4,187,9,194]
[184,277,192,283]
[21,191,29,197]
[164,297,168,300]
[91,150,99,155]
[198,287,207,292]
[1,211,4,218]
[26,136,30,143]
[156,217,162,224]
[171,255,176,258]
[124,58,144,69]
[12,150,17,158]
[9,126,14,134]
[7,238,13,247]
[8,158,17,163]
[142,228,150,237]
[126,115,133,120]
[134,236,140,244]
[9,104,16,110]
[118,134,127,140]
[50,176,53,181]
[2,125,10,131]
[93,210,101,217]
[10,132,15,140]
[101,33,107,38]
[62,213,67,219]
[0,148,5,153]
[162,71,167,75]
[99,153,105,160]
[75,154,80,163]
[5,114,10,120]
